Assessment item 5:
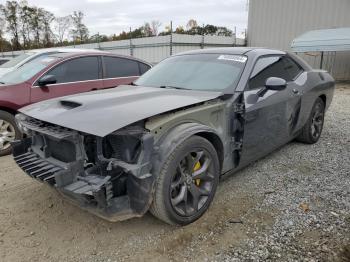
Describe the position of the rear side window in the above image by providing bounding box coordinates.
[249,56,301,90]
[283,57,303,79]
[48,56,99,84]
[139,62,151,74]
[104,56,140,78]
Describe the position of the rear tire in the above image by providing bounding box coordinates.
[296,97,325,144]
[150,136,220,225]
[0,110,21,157]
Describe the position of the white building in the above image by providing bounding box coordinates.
[247,0,350,80]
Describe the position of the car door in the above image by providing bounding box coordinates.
[30,56,103,103]
[239,55,303,164]
[102,56,150,88]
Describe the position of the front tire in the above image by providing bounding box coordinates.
[150,136,220,225]
[296,97,325,144]
[0,110,21,157]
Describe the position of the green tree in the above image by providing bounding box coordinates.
[216,26,233,36]
[175,26,185,34]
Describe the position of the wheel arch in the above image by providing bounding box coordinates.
[319,94,326,106]
[0,106,17,115]
[153,123,225,173]
[195,131,224,171]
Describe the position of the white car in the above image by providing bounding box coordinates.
[0,48,102,78]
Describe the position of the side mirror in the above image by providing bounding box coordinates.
[265,77,287,91]
[38,75,57,86]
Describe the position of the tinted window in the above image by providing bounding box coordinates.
[104,56,140,78]
[139,62,151,74]
[48,56,99,84]
[249,56,294,90]
[283,57,303,79]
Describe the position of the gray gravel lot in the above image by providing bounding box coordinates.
[0,84,349,262]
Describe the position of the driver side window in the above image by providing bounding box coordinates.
[46,56,99,84]
[248,56,296,90]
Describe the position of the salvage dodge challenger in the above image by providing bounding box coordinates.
[12,48,334,225]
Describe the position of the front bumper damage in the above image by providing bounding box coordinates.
[12,117,155,221]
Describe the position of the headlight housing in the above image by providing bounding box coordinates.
[15,113,28,134]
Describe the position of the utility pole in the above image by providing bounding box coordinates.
[320,51,324,69]
[170,21,173,56]
[97,32,101,49]
[129,27,133,56]
[201,23,205,49]
[234,26,237,46]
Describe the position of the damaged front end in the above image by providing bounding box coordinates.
[12,115,155,221]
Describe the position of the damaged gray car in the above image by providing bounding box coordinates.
[12,48,334,225]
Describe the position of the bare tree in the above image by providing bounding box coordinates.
[19,0,32,49]
[186,19,198,30]
[54,15,72,44]
[0,12,5,52]
[142,22,152,37]
[29,7,44,48]
[71,11,89,43]
[0,11,5,37]
[150,20,161,36]
[41,9,54,47]
[1,1,21,50]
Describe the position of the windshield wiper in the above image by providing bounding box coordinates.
[159,85,189,90]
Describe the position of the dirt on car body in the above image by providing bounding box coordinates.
[0,85,349,262]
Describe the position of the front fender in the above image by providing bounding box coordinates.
[151,122,223,178]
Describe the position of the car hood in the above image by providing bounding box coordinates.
[20,85,223,137]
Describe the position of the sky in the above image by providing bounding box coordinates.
[22,0,248,36]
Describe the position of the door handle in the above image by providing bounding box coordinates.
[292,88,300,95]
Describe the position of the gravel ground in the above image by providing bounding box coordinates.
[0,84,349,262]
[216,83,350,262]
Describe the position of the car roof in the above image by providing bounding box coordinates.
[42,52,152,67]
[28,48,104,54]
[46,52,104,59]
[175,47,286,57]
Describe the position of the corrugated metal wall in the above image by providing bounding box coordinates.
[247,0,350,80]
[1,34,245,64]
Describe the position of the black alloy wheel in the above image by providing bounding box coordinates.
[150,136,220,225]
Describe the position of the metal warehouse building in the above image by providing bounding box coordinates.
[247,0,350,80]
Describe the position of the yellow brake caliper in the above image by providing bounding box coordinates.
[193,161,201,186]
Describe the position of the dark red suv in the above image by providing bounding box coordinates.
[0,52,151,156]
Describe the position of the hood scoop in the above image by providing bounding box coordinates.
[60,100,82,109]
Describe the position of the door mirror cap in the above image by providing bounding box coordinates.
[265,77,287,91]
[38,75,57,86]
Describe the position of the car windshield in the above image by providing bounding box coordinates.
[0,52,35,68]
[135,53,247,91]
[0,56,59,85]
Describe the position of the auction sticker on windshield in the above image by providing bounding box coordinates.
[218,55,247,63]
